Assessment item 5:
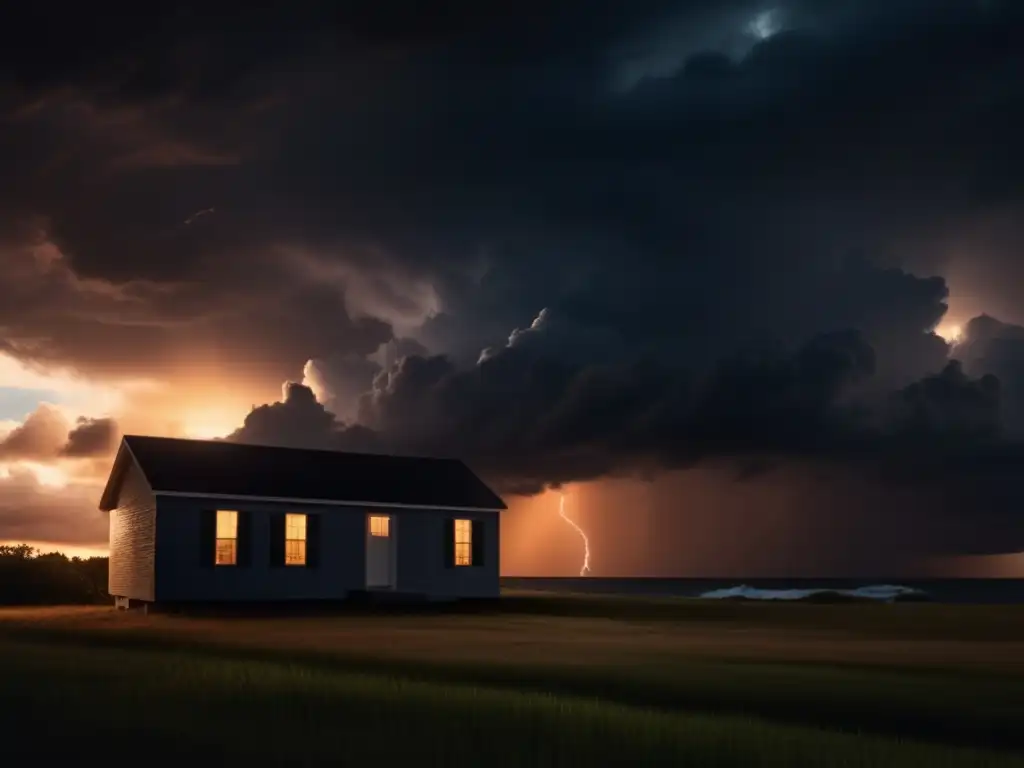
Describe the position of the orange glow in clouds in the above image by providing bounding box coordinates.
[935,322,963,344]
[18,462,70,489]
[180,412,241,439]
[0,461,70,489]
[154,399,254,440]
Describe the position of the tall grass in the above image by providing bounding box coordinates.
[4,615,1024,751]
[1,640,1020,768]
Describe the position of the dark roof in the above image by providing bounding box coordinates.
[100,435,506,511]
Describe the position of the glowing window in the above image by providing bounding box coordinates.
[369,515,390,537]
[215,510,238,566]
[454,519,472,566]
[285,513,307,566]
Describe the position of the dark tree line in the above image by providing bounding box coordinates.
[0,545,109,605]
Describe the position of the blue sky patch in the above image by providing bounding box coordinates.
[0,387,61,422]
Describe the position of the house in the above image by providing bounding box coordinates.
[98,435,507,608]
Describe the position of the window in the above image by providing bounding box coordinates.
[454,519,472,566]
[215,510,238,566]
[285,513,307,566]
[369,515,390,537]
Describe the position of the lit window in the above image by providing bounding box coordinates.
[215,510,238,566]
[454,519,472,566]
[285,513,307,566]
[369,515,390,537]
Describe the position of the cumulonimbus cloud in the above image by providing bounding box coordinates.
[4,2,1024,564]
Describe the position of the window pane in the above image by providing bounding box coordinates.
[370,515,390,537]
[454,519,473,566]
[215,538,237,566]
[215,511,238,566]
[283,513,307,566]
[216,510,238,539]
[285,539,307,566]
[285,513,307,540]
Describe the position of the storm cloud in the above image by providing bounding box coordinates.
[4,2,1022,373]
[5,1,1024,566]
[231,310,1002,491]
[952,315,1024,435]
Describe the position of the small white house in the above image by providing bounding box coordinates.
[98,435,507,608]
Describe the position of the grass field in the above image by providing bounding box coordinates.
[2,592,1023,766]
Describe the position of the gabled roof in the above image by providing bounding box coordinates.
[99,435,506,512]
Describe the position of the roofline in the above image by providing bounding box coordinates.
[98,438,151,511]
[121,433,474,467]
[151,490,505,513]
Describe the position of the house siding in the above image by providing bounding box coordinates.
[153,497,501,602]
[107,461,157,602]
[396,509,501,599]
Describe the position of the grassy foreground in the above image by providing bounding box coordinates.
[2,594,1023,766]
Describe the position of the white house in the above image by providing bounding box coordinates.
[98,435,506,608]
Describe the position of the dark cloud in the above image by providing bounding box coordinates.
[3,1,1021,359]
[0,231,392,382]
[888,360,1001,441]
[226,382,379,454]
[303,337,428,421]
[0,407,119,461]
[229,312,1000,496]
[952,315,1024,435]
[61,418,120,458]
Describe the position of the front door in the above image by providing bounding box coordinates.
[366,514,395,589]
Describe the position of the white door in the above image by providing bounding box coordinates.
[366,514,395,589]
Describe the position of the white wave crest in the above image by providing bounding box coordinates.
[699,584,929,603]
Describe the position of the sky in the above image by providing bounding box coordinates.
[2,0,1024,575]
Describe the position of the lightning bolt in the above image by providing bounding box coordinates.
[558,490,591,576]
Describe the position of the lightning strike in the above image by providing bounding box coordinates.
[558,490,592,576]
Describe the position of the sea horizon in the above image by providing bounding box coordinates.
[501,576,1024,604]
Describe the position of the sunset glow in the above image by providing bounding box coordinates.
[0,540,108,559]
[0,461,70,489]
[182,420,235,440]
[0,352,154,416]
[19,462,70,489]
[179,406,248,439]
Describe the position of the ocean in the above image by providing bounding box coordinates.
[500,577,1024,604]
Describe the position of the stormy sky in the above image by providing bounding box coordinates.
[2,0,1024,575]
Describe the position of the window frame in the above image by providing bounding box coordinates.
[285,512,308,566]
[369,515,391,537]
[454,518,473,567]
[215,510,239,566]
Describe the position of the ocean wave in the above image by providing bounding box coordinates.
[698,584,930,603]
